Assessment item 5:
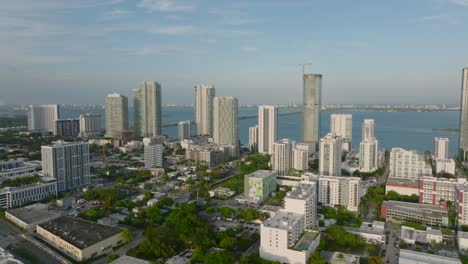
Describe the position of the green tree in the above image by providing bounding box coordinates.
[156,197,174,208]
[121,229,134,244]
[220,237,237,250]
[204,250,235,264]
[219,206,234,219]
[146,205,162,224]
[309,251,326,264]
[107,254,119,263]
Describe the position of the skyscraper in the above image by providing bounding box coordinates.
[249,125,259,152]
[460,68,468,161]
[28,104,60,132]
[105,93,128,138]
[213,96,238,146]
[302,73,322,149]
[144,144,164,168]
[78,114,101,138]
[362,119,375,141]
[319,133,342,176]
[134,81,162,138]
[434,137,449,160]
[272,139,294,175]
[178,120,191,140]
[194,85,215,136]
[258,105,278,154]
[330,114,352,151]
[41,141,90,192]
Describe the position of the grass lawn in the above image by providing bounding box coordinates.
[215,173,244,194]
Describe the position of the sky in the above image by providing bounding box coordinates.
[0,0,468,106]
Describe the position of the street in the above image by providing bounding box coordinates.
[384,222,400,264]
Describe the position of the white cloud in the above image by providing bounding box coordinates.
[137,0,194,12]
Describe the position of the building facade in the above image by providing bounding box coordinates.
[381,200,449,227]
[41,141,90,192]
[319,133,342,176]
[459,68,468,161]
[177,121,191,140]
[134,81,162,138]
[78,114,101,138]
[28,104,60,132]
[302,73,322,149]
[284,182,317,228]
[272,139,294,175]
[105,93,128,138]
[389,148,432,179]
[194,84,215,136]
[0,177,57,210]
[317,175,361,212]
[362,119,375,141]
[359,138,379,173]
[434,137,449,160]
[0,159,41,182]
[53,119,79,137]
[144,144,164,168]
[243,170,277,204]
[330,114,352,151]
[258,105,278,154]
[249,125,259,152]
[213,96,238,146]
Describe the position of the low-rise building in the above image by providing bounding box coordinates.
[5,207,60,231]
[418,176,458,205]
[385,177,419,196]
[110,255,149,264]
[243,170,277,204]
[36,216,125,262]
[343,221,386,245]
[0,177,57,210]
[0,158,41,182]
[435,158,456,175]
[381,200,449,227]
[398,249,461,264]
[458,231,468,252]
[321,251,360,264]
[401,226,443,245]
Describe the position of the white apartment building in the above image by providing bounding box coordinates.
[362,119,375,140]
[144,144,164,168]
[105,93,128,138]
[249,125,258,152]
[78,114,101,138]
[28,104,60,132]
[317,175,361,212]
[177,121,191,140]
[272,139,294,175]
[0,177,57,210]
[284,182,317,228]
[258,105,278,154]
[418,176,458,205]
[359,138,379,173]
[319,133,342,176]
[0,159,41,182]
[41,141,90,192]
[330,114,352,151]
[53,119,79,137]
[458,183,468,225]
[213,96,238,146]
[434,137,449,159]
[194,84,215,136]
[435,158,456,175]
[133,81,162,138]
[292,147,309,172]
[389,147,432,179]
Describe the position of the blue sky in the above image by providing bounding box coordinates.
[1,0,468,106]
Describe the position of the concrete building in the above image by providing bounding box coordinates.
[105,93,128,138]
[41,141,90,192]
[258,105,278,154]
[398,249,461,264]
[110,256,150,264]
[292,147,309,172]
[330,114,352,151]
[53,118,79,137]
[213,96,238,148]
[144,144,164,168]
[385,178,420,196]
[362,119,375,141]
[381,200,449,227]
[343,221,386,245]
[134,81,162,138]
[249,125,258,152]
[435,158,456,175]
[178,120,191,140]
[458,183,468,225]
[0,177,57,210]
[458,231,468,252]
[459,68,468,162]
[302,73,322,150]
[317,175,361,212]
[434,137,449,159]
[0,158,41,182]
[272,139,294,175]
[78,114,101,138]
[418,176,458,205]
[5,207,60,231]
[284,182,317,228]
[185,143,232,167]
[28,104,60,132]
[194,84,215,136]
[389,147,432,179]
[319,133,342,176]
[244,170,277,204]
[36,216,125,262]
[359,138,379,173]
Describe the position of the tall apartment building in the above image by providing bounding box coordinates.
[243,170,277,204]
[28,104,60,132]
[292,147,309,172]
[319,133,342,176]
[317,175,361,212]
[144,144,164,168]
[362,119,375,140]
[284,181,317,228]
[53,119,79,137]
[78,114,101,138]
[134,81,162,138]
[434,138,449,159]
[330,114,352,151]
[41,141,90,192]
[105,93,128,138]
[302,73,322,149]
[258,105,278,154]
[194,85,215,136]
[249,125,259,152]
[458,183,468,225]
[389,148,432,179]
[418,176,458,205]
[459,68,468,161]
[178,121,191,140]
[213,96,238,146]
[272,139,294,175]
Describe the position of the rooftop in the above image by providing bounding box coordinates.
[263,210,303,230]
[110,256,149,264]
[7,208,59,224]
[399,249,461,264]
[293,230,320,251]
[383,200,448,218]
[386,177,419,187]
[246,170,276,179]
[38,216,124,250]
[286,182,316,199]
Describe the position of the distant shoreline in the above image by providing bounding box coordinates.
[432,128,459,133]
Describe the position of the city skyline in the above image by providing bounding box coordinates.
[1,0,468,106]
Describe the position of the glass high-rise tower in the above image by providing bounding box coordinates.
[460,68,468,161]
[302,73,322,149]
[134,81,162,138]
